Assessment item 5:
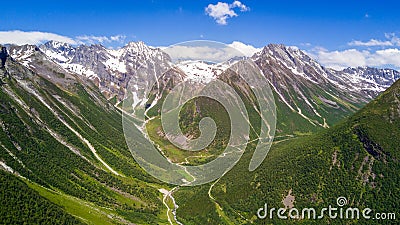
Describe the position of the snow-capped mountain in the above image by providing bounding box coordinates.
[9,41,400,133]
[8,44,41,67]
[39,40,171,101]
[328,66,400,98]
[40,41,76,63]
[8,44,90,87]
[253,44,330,84]
[250,44,399,132]
[251,44,393,131]
[19,41,398,103]
[253,44,400,98]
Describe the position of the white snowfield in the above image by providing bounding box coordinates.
[176,60,228,83]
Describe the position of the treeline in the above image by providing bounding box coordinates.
[0,170,84,225]
[0,75,164,223]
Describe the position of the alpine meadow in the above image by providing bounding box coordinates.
[1,1,400,224]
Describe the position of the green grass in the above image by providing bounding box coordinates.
[25,179,118,225]
[0,171,84,225]
[173,80,400,224]
[0,60,167,225]
[146,96,230,165]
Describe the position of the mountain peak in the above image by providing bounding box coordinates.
[43,40,72,49]
[9,44,41,67]
[124,41,153,51]
[266,43,286,49]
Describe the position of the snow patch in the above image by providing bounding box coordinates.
[176,60,228,83]
[104,53,127,73]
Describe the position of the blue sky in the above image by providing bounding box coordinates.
[1,0,400,69]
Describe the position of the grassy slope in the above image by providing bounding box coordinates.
[0,61,169,224]
[0,170,84,225]
[146,97,230,165]
[174,81,400,224]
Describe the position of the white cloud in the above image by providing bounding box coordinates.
[308,33,400,70]
[205,1,249,25]
[300,42,312,47]
[231,1,249,11]
[0,30,127,46]
[348,39,392,47]
[76,34,126,44]
[348,33,400,47]
[0,30,77,45]
[385,33,400,46]
[309,47,400,70]
[164,45,233,62]
[308,48,367,70]
[228,41,261,57]
[371,48,400,66]
[163,41,256,63]
[205,2,236,25]
[110,35,126,42]
[76,35,109,43]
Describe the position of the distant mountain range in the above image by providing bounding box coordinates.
[10,41,400,101]
[1,40,400,224]
[8,41,400,135]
